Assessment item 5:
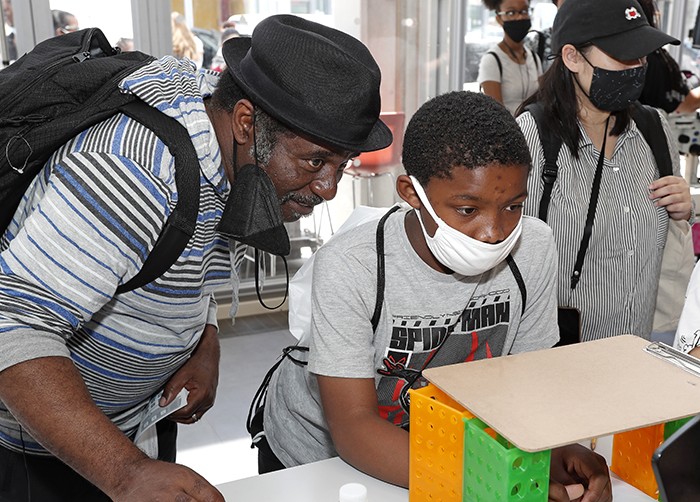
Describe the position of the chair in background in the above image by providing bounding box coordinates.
[344,111,405,207]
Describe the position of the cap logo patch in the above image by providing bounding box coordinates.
[625,7,641,20]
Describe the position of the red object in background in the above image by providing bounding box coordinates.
[693,222,700,256]
[345,112,405,177]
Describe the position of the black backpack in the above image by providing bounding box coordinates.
[639,48,690,114]
[526,100,673,222]
[0,28,200,294]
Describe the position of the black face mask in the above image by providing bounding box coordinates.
[581,55,648,112]
[502,19,531,43]
[217,163,291,256]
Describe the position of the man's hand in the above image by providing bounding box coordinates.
[548,443,612,502]
[161,324,220,424]
[113,457,224,501]
[649,175,692,221]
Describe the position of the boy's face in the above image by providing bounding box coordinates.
[412,163,528,243]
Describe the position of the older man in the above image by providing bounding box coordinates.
[0,14,390,501]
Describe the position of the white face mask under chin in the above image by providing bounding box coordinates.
[409,175,523,276]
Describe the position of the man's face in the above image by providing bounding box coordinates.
[418,163,528,243]
[239,131,355,222]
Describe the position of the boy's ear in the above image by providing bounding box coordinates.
[396,174,421,210]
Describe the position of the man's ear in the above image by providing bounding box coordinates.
[232,99,255,145]
[561,44,582,73]
[396,174,421,209]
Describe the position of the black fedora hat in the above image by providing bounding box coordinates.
[222,14,392,153]
[552,0,678,61]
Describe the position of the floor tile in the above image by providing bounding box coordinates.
[176,314,297,486]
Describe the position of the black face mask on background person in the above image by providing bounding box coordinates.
[216,163,291,257]
[502,19,531,43]
[580,54,648,112]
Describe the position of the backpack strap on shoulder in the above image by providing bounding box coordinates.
[115,100,200,294]
[487,51,503,79]
[371,205,401,332]
[525,102,563,222]
[528,46,542,74]
[506,255,527,316]
[630,101,673,178]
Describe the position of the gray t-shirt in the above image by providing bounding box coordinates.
[264,210,559,467]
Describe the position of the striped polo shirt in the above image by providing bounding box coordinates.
[0,57,233,454]
[518,110,680,342]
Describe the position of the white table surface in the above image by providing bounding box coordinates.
[217,438,656,502]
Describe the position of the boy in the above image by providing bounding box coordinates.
[260,91,611,501]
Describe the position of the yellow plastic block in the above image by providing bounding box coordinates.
[611,424,665,499]
[409,385,474,502]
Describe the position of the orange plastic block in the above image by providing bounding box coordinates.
[611,424,665,499]
[409,385,475,502]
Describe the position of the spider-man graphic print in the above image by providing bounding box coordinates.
[376,289,513,427]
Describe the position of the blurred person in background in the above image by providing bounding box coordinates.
[171,11,204,68]
[2,0,16,63]
[52,9,79,37]
[478,0,543,115]
[116,37,134,52]
[210,27,240,72]
[526,0,565,73]
[638,0,700,114]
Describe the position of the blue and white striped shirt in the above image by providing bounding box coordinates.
[0,57,232,453]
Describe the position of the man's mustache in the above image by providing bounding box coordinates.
[279,192,324,208]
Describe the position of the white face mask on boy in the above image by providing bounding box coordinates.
[410,175,522,276]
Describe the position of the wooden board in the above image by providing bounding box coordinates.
[423,335,700,452]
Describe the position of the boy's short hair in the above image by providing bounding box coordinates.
[402,91,532,185]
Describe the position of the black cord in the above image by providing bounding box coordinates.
[19,424,31,501]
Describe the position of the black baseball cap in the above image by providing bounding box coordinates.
[551,0,679,60]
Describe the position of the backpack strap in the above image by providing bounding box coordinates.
[506,255,527,316]
[246,205,401,442]
[630,101,673,178]
[371,205,401,332]
[525,102,563,222]
[528,46,542,74]
[115,100,200,294]
[536,30,547,62]
[487,51,503,79]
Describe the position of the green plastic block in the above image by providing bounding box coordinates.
[463,418,550,502]
[664,416,694,440]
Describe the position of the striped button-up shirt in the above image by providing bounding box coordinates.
[517,110,679,342]
[0,57,233,453]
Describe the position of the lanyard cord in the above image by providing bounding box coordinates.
[570,116,610,291]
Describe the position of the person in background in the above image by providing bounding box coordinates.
[517,0,692,343]
[210,27,240,73]
[638,0,700,114]
[0,14,390,501]
[2,0,17,63]
[526,0,565,73]
[222,16,237,30]
[259,91,612,502]
[171,11,204,68]
[51,9,78,36]
[478,0,543,115]
[116,37,134,52]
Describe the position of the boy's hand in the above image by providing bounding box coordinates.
[548,443,612,502]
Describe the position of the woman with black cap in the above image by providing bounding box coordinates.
[478,0,543,115]
[517,0,692,345]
